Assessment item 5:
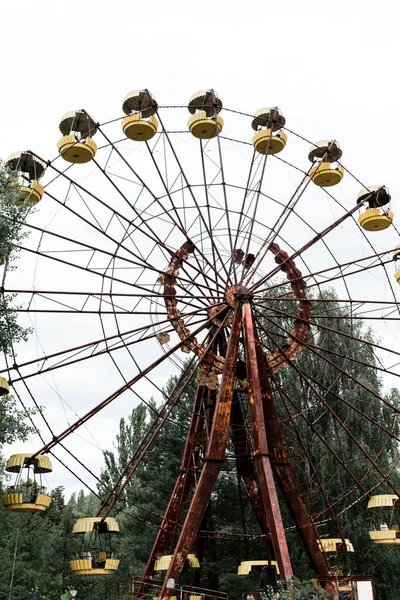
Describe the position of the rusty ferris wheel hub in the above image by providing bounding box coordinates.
[208,286,253,326]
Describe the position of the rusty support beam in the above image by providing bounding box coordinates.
[158,306,242,600]
[138,385,207,594]
[252,315,330,578]
[242,303,293,580]
[231,392,273,543]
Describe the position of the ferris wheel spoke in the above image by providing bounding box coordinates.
[9,310,211,385]
[260,309,400,419]
[249,201,362,295]
[271,391,345,534]
[253,305,395,381]
[156,112,230,290]
[101,121,228,294]
[40,156,225,296]
[199,139,233,283]
[261,324,398,503]
[27,314,216,455]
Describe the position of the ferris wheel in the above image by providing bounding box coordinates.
[1,88,400,599]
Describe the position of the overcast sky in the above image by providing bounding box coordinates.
[1,0,400,499]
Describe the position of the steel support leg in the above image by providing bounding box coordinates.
[139,386,207,594]
[242,303,293,580]
[253,311,329,578]
[158,307,242,599]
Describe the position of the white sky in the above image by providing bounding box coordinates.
[1,0,400,499]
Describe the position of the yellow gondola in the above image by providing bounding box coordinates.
[2,453,52,513]
[251,107,287,155]
[57,110,97,163]
[5,151,46,204]
[0,376,9,396]
[318,538,354,553]
[187,90,223,139]
[237,559,280,576]
[357,185,393,231]
[393,245,400,283]
[154,553,200,571]
[368,494,400,545]
[308,140,344,187]
[70,517,120,575]
[122,89,158,141]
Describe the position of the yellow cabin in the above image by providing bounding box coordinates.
[251,107,287,155]
[154,553,200,571]
[122,89,158,141]
[393,245,400,283]
[57,110,97,163]
[187,90,223,139]
[308,140,344,187]
[70,517,120,575]
[357,186,393,231]
[5,151,46,204]
[2,453,52,513]
[368,494,400,545]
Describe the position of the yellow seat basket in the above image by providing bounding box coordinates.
[0,376,9,396]
[6,453,52,473]
[310,162,344,187]
[154,553,200,571]
[18,181,44,204]
[122,114,158,141]
[70,557,120,575]
[187,111,224,139]
[394,270,400,283]
[72,516,120,533]
[252,129,287,155]
[369,529,400,545]
[318,538,354,553]
[2,492,51,513]
[237,559,280,576]
[358,208,394,231]
[57,135,97,164]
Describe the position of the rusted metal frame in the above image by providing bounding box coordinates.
[245,144,345,290]
[255,304,399,381]
[257,295,400,306]
[323,183,400,318]
[271,371,347,544]
[155,111,232,290]
[230,391,273,542]
[249,201,362,295]
[244,169,311,288]
[31,315,215,457]
[97,353,202,518]
[247,308,329,578]
[207,90,235,274]
[261,318,400,497]
[129,145,223,304]
[242,303,293,580]
[35,153,223,300]
[259,312,400,445]
[199,138,232,283]
[260,302,400,378]
[137,385,207,593]
[238,115,279,285]
[146,137,229,293]
[253,245,397,298]
[157,306,242,600]
[14,242,214,318]
[263,358,370,500]
[101,325,230,519]
[5,289,219,300]
[262,310,400,426]
[229,148,260,284]
[7,305,206,375]
[9,311,210,385]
